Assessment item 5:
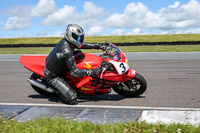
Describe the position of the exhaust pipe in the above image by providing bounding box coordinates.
[28,78,55,93]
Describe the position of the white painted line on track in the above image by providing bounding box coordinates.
[0,103,200,111]
[139,110,200,125]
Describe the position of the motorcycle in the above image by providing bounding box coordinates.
[19,43,147,103]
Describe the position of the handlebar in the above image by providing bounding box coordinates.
[103,42,113,54]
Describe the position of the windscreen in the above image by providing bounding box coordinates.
[107,44,122,61]
[101,44,129,65]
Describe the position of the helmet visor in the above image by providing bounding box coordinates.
[72,33,84,43]
[77,35,84,43]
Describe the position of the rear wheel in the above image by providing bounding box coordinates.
[30,73,57,97]
[112,73,147,97]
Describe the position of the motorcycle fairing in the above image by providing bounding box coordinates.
[108,60,129,75]
[75,69,137,95]
[75,53,102,69]
[19,55,47,77]
[20,53,102,77]
[99,68,136,82]
[122,69,137,81]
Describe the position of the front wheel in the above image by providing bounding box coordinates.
[112,73,147,97]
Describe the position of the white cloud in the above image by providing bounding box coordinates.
[9,33,32,38]
[35,32,47,37]
[4,0,56,17]
[77,2,107,28]
[5,17,31,30]
[161,31,171,35]
[109,28,147,36]
[168,2,180,8]
[36,31,63,37]
[81,2,106,19]
[31,0,56,17]
[46,31,63,37]
[17,33,32,38]
[86,26,103,36]
[127,28,147,35]
[4,5,33,17]
[42,5,76,26]
[42,2,106,28]
[158,0,200,29]
[103,2,166,29]
[4,0,56,30]
[2,5,33,30]
[109,29,126,36]
[104,0,200,30]
[104,2,153,28]
[174,28,200,34]
[2,0,200,36]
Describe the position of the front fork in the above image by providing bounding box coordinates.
[119,82,130,91]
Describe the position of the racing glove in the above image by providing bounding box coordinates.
[100,41,112,51]
[105,41,112,45]
[87,67,101,77]
[99,43,107,51]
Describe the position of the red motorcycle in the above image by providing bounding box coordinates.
[20,43,147,102]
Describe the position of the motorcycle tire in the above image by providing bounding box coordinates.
[112,73,147,97]
[30,73,57,97]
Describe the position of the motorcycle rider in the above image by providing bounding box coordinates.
[44,24,107,105]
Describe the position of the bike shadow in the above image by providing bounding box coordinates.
[28,94,61,103]
[78,94,145,103]
[28,93,125,103]
[28,94,145,103]
[78,94,125,102]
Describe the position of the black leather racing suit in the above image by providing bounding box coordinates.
[44,38,105,104]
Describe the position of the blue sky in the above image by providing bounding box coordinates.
[0,0,200,38]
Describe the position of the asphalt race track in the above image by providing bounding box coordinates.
[0,52,200,108]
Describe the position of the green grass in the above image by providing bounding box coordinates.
[85,34,200,43]
[0,118,199,133]
[1,34,200,54]
[0,47,54,54]
[0,45,200,54]
[0,37,62,45]
[1,34,200,45]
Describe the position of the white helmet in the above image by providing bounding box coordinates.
[64,24,84,48]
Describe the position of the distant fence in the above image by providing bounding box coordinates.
[0,41,200,48]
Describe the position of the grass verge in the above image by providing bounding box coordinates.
[1,34,200,44]
[0,45,200,54]
[0,117,199,133]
